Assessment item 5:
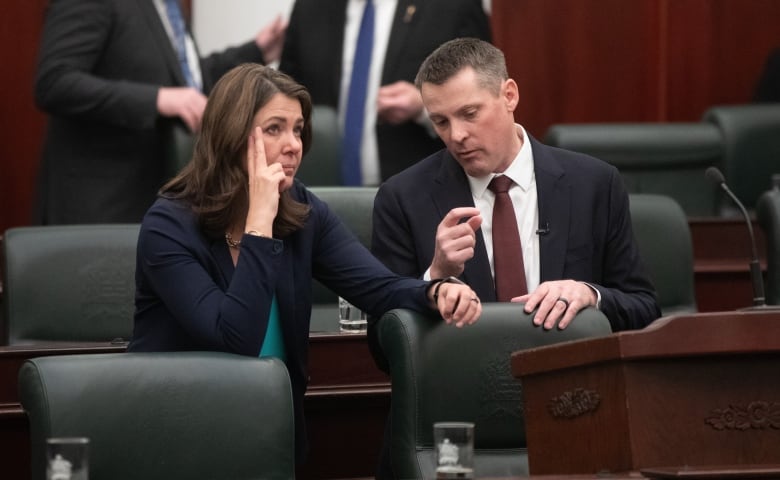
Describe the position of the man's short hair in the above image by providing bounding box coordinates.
[415,37,507,95]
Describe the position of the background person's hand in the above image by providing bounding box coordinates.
[429,207,482,279]
[255,15,287,64]
[377,81,424,125]
[156,87,208,132]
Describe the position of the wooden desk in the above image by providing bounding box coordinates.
[0,334,390,480]
[511,310,780,475]
[689,217,767,312]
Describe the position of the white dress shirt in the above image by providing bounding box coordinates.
[339,0,397,186]
[468,125,540,293]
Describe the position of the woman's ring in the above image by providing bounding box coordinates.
[470,297,479,303]
[557,297,570,309]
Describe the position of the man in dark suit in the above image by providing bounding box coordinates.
[278,0,491,185]
[372,38,661,333]
[33,0,285,224]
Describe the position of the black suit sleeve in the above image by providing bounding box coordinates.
[589,169,662,330]
[34,0,160,129]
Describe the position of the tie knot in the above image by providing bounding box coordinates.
[488,175,514,194]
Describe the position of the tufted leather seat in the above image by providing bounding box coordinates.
[757,185,780,305]
[629,194,697,316]
[19,351,294,480]
[544,123,723,216]
[376,303,612,479]
[2,224,140,345]
[703,104,780,214]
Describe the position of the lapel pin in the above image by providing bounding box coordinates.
[403,5,416,23]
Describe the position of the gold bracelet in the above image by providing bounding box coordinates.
[245,230,269,238]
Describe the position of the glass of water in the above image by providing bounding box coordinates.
[47,437,89,480]
[338,296,367,333]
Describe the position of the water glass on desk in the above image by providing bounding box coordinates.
[47,437,89,480]
[434,422,474,479]
[338,296,367,333]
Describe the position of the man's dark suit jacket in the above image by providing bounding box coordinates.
[279,0,491,181]
[372,136,662,332]
[129,181,432,461]
[34,0,265,224]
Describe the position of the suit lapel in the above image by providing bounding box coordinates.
[381,0,417,83]
[137,0,186,86]
[431,152,497,302]
[530,137,571,282]
[329,0,350,98]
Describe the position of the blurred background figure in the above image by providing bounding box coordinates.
[279,0,491,186]
[33,0,285,225]
[754,47,780,102]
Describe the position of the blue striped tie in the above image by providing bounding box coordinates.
[341,0,374,186]
[164,0,199,90]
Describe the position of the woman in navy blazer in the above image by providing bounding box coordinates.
[128,64,481,463]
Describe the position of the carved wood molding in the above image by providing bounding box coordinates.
[705,401,780,430]
[547,388,601,419]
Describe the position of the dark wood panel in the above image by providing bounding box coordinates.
[690,217,768,312]
[493,0,663,138]
[665,0,780,120]
[0,0,47,232]
[491,0,780,138]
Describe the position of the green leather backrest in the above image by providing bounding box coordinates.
[544,123,723,216]
[307,186,378,332]
[703,104,780,212]
[629,194,697,316]
[18,352,294,480]
[2,224,140,344]
[296,105,341,186]
[377,304,612,479]
[757,187,780,305]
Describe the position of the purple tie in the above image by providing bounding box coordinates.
[488,175,528,301]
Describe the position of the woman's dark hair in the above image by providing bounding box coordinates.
[161,63,312,237]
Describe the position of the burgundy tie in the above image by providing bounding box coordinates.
[488,175,528,301]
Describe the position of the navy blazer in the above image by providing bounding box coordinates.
[279,0,491,180]
[129,181,432,460]
[372,136,661,331]
[34,0,265,224]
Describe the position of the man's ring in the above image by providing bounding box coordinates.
[470,297,479,303]
[557,297,570,309]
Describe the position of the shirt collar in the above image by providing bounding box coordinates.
[468,124,535,199]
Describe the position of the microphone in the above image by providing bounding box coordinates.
[706,166,766,307]
[536,222,550,236]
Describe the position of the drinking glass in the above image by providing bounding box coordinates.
[46,437,89,480]
[434,422,474,479]
[338,296,367,333]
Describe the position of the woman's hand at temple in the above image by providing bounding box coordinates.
[245,126,283,236]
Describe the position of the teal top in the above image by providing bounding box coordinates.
[259,295,286,361]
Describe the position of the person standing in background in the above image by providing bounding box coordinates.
[279,0,491,186]
[754,47,780,103]
[33,0,286,224]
